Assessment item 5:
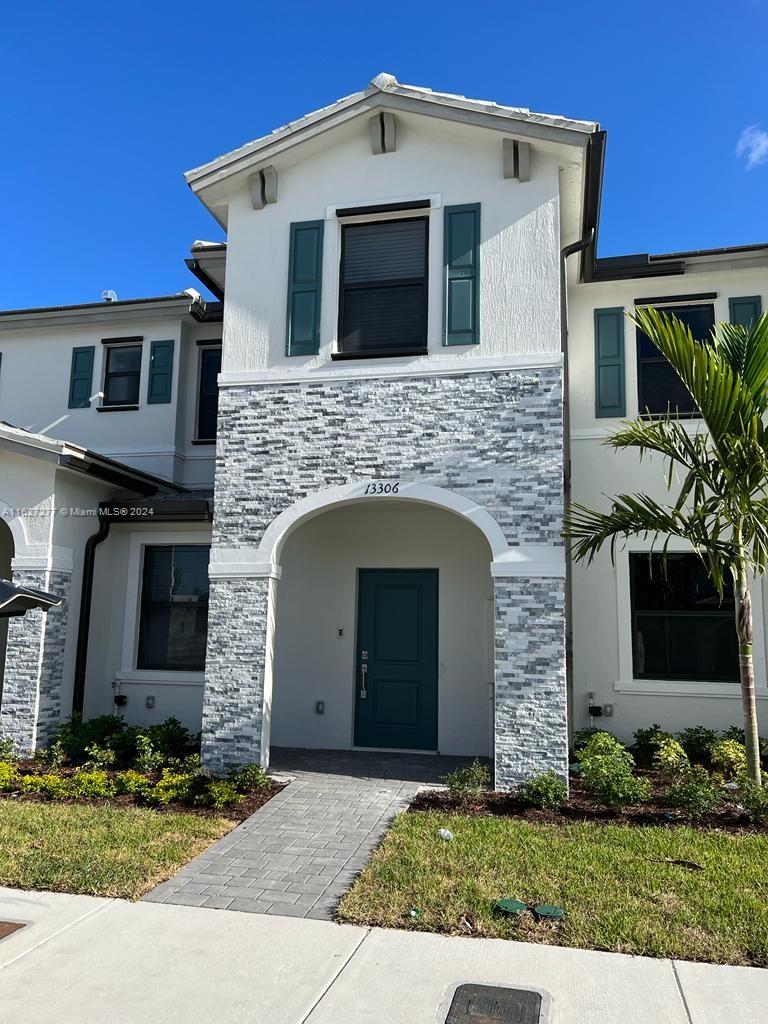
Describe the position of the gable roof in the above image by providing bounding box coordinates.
[185,72,599,196]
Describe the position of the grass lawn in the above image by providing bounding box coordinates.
[0,800,234,899]
[337,810,768,966]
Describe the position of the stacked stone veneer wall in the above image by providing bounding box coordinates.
[0,568,71,754]
[202,367,567,786]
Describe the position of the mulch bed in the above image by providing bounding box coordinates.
[411,771,765,834]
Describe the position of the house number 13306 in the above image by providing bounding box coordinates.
[363,482,400,495]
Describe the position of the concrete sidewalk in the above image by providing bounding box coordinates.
[0,886,765,1023]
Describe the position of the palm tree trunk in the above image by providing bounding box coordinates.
[734,566,762,786]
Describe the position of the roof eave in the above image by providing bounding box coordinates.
[185,85,597,197]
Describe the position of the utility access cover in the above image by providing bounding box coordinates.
[445,984,543,1024]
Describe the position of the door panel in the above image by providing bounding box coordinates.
[355,569,438,750]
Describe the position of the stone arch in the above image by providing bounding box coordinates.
[257,481,510,573]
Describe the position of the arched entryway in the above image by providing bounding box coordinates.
[202,481,568,789]
[269,499,494,757]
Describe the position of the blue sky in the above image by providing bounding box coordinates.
[2,0,766,308]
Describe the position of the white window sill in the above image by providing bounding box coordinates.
[613,678,768,699]
[116,671,204,687]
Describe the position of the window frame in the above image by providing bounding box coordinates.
[118,531,212,684]
[334,214,430,360]
[101,340,143,409]
[613,540,767,697]
[195,342,222,442]
[628,552,737,683]
[635,301,715,418]
[135,542,211,674]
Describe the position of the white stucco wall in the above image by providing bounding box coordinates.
[567,266,768,742]
[269,501,494,756]
[0,316,218,488]
[84,521,212,732]
[221,112,569,375]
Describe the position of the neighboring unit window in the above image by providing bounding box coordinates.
[197,347,221,440]
[137,545,210,672]
[338,217,428,356]
[636,304,714,416]
[104,344,142,406]
[629,552,737,681]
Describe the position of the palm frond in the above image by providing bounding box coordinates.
[715,313,768,417]
[630,307,760,447]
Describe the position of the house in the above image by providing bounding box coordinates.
[0,74,764,788]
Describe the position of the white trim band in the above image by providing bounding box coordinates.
[218,352,562,389]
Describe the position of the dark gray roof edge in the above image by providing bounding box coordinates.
[0,293,194,318]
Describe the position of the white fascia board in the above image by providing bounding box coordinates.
[185,78,597,195]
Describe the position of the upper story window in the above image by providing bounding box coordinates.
[636,303,714,416]
[630,552,736,681]
[103,342,142,407]
[197,345,221,441]
[337,217,428,358]
[137,544,210,672]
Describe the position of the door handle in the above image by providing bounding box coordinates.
[360,663,368,700]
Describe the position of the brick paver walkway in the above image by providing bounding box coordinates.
[143,748,476,919]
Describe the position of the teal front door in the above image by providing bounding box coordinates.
[355,569,438,750]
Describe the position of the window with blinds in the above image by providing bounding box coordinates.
[137,545,210,672]
[338,217,428,356]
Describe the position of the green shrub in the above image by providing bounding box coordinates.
[199,779,241,809]
[51,713,131,766]
[710,739,748,780]
[520,771,567,810]
[653,738,690,780]
[0,738,16,761]
[50,714,197,771]
[580,757,651,808]
[572,727,616,752]
[67,769,116,799]
[676,726,719,764]
[114,770,154,800]
[633,724,673,764]
[666,766,722,819]
[229,763,270,793]
[580,731,632,763]
[151,770,198,806]
[735,775,768,823]
[133,734,167,774]
[0,761,19,791]
[20,773,70,799]
[443,759,491,798]
[83,743,117,770]
[579,734,650,808]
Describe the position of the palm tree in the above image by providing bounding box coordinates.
[564,308,768,785]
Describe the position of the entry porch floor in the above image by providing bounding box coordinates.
[143,748,480,919]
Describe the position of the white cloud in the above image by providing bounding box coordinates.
[736,124,768,169]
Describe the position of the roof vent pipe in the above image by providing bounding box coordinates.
[101,290,118,303]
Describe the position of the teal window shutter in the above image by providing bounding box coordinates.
[443,203,480,346]
[594,307,625,417]
[68,346,95,408]
[286,220,324,355]
[147,340,174,404]
[729,295,762,329]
